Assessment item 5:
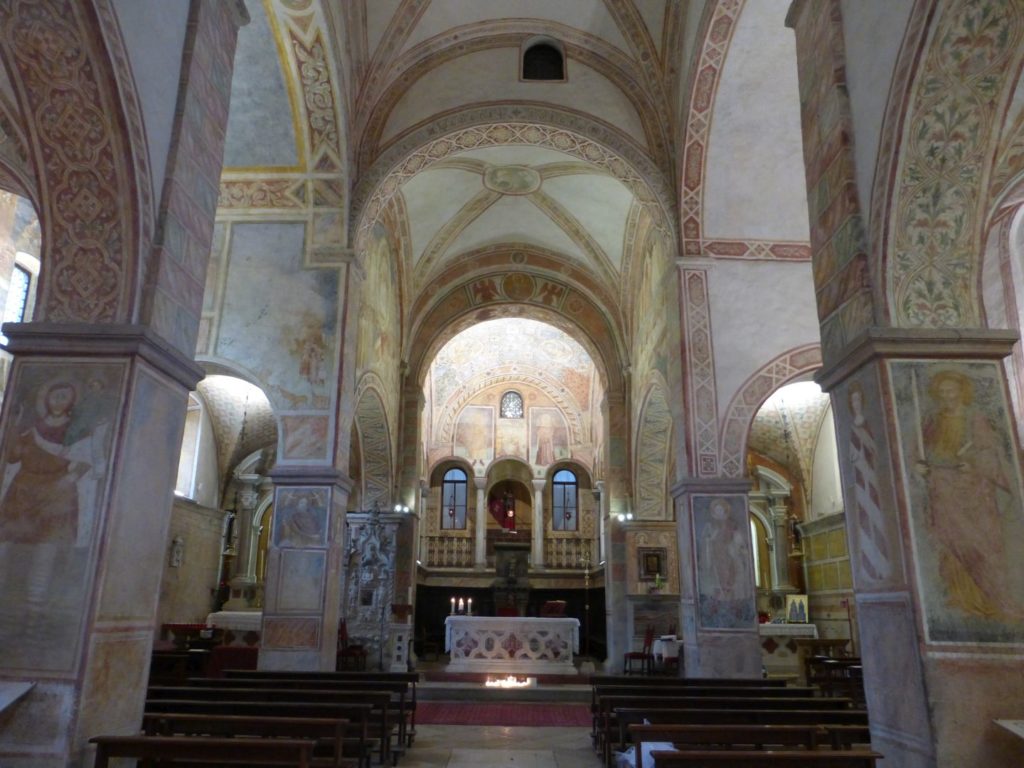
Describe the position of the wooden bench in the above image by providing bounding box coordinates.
[141,713,352,768]
[629,722,872,755]
[591,675,786,687]
[148,687,394,764]
[143,699,375,768]
[188,676,413,757]
[607,707,869,767]
[223,670,420,747]
[596,694,852,762]
[650,748,883,767]
[90,734,314,767]
[591,684,816,747]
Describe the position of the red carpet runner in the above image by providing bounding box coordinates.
[417,702,591,727]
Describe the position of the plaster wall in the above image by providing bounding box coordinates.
[706,260,819,419]
[157,499,224,634]
[381,48,647,148]
[674,0,709,127]
[808,404,842,520]
[192,401,220,509]
[403,1,631,54]
[111,0,190,208]
[703,0,808,242]
[839,0,915,228]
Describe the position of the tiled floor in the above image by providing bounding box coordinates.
[402,724,603,768]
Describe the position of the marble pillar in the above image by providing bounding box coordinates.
[224,473,260,609]
[474,476,487,568]
[531,478,545,568]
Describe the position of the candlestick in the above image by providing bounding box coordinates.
[467,598,473,616]
[450,597,455,614]
[458,597,465,613]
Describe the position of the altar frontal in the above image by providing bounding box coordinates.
[444,615,580,675]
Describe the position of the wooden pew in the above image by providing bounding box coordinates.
[595,694,852,761]
[606,707,868,767]
[223,670,420,747]
[590,684,817,748]
[90,734,314,767]
[188,676,413,757]
[629,723,874,754]
[141,713,352,768]
[591,675,787,687]
[629,723,827,753]
[147,687,394,764]
[143,699,375,768]
[650,748,883,767]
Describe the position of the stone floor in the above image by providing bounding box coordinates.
[401,724,603,768]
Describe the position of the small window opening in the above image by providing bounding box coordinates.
[500,391,524,419]
[523,42,564,81]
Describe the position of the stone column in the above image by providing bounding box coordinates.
[769,502,794,591]
[474,476,487,569]
[593,481,605,563]
[531,478,545,568]
[0,326,204,762]
[673,478,760,678]
[260,467,352,671]
[224,473,260,609]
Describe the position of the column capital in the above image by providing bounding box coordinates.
[671,476,752,499]
[3,321,205,390]
[474,476,488,490]
[816,326,1018,391]
[268,465,352,492]
[532,478,546,492]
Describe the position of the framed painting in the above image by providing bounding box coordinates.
[786,594,809,623]
[638,547,665,581]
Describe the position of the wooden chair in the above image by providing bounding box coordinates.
[337,621,368,671]
[623,625,655,675]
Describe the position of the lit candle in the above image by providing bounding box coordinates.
[467,598,473,615]
[458,597,465,613]
[450,597,455,614]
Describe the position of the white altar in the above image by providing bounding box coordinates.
[759,622,817,679]
[444,615,580,675]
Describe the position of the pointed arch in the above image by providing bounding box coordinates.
[354,377,394,509]
[634,377,672,520]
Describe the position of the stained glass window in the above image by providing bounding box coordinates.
[500,391,524,419]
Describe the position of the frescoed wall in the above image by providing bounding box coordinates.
[356,222,402,441]
[200,221,339,414]
[631,224,672,426]
[693,495,756,630]
[0,360,125,670]
[454,404,494,469]
[530,406,569,466]
[891,361,1024,643]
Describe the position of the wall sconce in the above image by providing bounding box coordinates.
[615,512,634,523]
[393,504,411,513]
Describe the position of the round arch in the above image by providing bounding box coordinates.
[718,345,823,478]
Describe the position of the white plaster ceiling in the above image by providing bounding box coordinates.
[398,146,633,286]
[197,374,277,481]
[702,0,809,242]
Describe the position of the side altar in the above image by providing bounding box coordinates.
[444,615,580,675]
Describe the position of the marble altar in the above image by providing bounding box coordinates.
[444,615,580,675]
[759,622,817,679]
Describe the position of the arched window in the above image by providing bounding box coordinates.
[500,390,524,419]
[522,41,565,81]
[174,393,204,499]
[441,467,468,530]
[552,468,577,531]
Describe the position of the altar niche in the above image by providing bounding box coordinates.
[493,542,530,616]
